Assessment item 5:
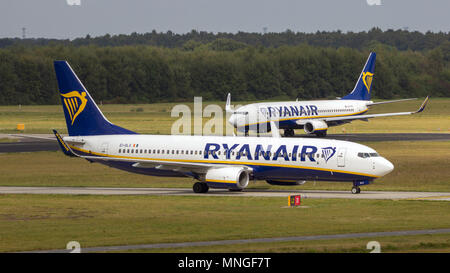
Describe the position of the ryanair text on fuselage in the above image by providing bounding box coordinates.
[204,143,336,163]
[260,105,319,118]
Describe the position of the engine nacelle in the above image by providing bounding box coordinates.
[266,180,306,186]
[304,120,328,134]
[205,167,250,190]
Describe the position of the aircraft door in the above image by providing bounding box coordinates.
[337,148,346,167]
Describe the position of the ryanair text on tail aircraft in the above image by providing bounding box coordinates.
[53,61,394,194]
[226,52,429,137]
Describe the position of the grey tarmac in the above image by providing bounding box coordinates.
[0,186,449,201]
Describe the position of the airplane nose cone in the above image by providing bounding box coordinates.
[377,158,394,177]
[228,114,237,127]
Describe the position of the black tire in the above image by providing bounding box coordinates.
[283,129,295,137]
[351,186,360,194]
[315,131,327,137]
[193,182,209,193]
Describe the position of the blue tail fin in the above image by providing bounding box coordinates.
[342,52,376,101]
[54,61,137,136]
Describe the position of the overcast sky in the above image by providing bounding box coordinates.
[2,0,449,39]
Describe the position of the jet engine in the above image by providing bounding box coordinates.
[205,167,250,190]
[304,120,328,136]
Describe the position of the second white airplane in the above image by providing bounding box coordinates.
[227,52,429,137]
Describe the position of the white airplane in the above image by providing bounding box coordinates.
[52,60,394,194]
[227,52,429,137]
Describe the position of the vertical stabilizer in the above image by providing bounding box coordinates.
[342,52,376,101]
[54,61,137,136]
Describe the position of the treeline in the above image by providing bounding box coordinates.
[1,28,449,51]
[0,42,448,105]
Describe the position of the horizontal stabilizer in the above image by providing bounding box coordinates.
[52,130,76,157]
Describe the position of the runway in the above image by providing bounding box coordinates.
[1,186,449,201]
[0,134,58,153]
[1,133,449,153]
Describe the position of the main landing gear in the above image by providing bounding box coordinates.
[283,129,295,137]
[193,182,209,193]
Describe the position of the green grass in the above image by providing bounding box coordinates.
[0,97,448,135]
[1,99,448,253]
[128,234,450,253]
[0,141,449,192]
[0,195,449,252]
[122,234,450,253]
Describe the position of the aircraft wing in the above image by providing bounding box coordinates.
[323,96,429,123]
[83,154,237,173]
[52,130,252,174]
[366,98,417,106]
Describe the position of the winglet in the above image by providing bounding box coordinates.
[52,129,76,157]
[225,93,233,113]
[416,96,429,113]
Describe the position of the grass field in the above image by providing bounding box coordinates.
[0,97,448,135]
[0,98,449,253]
[0,195,449,252]
[1,141,449,192]
[125,233,450,253]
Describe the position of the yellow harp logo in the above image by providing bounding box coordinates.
[362,72,374,93]
[61,91,88,125]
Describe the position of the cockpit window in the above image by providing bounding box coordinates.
[358,152,379,158]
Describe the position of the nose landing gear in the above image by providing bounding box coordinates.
[351,186,361,194]
[351,180,371,194]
